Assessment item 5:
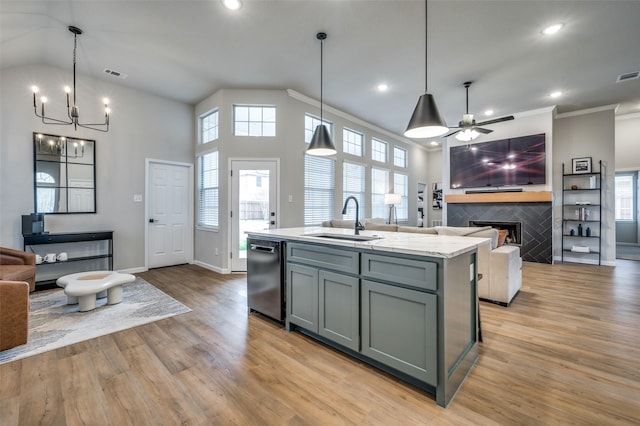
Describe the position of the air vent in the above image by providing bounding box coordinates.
[103,68,128,79]
[616,71,639,83]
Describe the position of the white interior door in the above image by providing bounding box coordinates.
[230,159,278,272]
[147,160,193,269]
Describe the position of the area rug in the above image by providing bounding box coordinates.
[0,277,191,365]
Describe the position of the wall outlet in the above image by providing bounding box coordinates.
[288,195,293,202]
[133,194,143,202]
[214,248,219,256]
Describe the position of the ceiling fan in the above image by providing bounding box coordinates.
[442,81,514,141]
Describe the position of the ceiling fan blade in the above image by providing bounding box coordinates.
[475,127,493,134]
[476,115,514,127]
[442,128,461,138]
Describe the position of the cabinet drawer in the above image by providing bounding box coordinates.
[288,243,359,274]
[361,253,437,291]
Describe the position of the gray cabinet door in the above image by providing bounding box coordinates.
[361,279,437,385]
[287,263,318,332]
[319,270,360,351]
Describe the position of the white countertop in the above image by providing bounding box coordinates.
[247,227,489,259]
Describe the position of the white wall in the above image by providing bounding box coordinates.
[615,113,640,171]
[0,65,193,271]
[553,107,616,265]
[193,88,431,272]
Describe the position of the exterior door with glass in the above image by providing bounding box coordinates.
[230,159,278,272]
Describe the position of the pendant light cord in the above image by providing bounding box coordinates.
[73,33,78,107]
[320,36,323,122]
[424,0,428,94]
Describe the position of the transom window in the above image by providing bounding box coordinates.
[234,105,276,137]
[394,172,408,222]
[200,109,219,144]
[198,151,219,228]
[343,128,363,157]
[343,162,365,220]
[371,168,389,219]
[394,146,407,168]
[305,114,333,143]
[372,138,388,163]
[304,155,335,225]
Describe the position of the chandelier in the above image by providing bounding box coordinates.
[31,26,110,133]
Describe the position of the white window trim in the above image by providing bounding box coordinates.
[233,104,277,137]
[343,127,364,157]
[199,108,219,145]
[196,148,220,232]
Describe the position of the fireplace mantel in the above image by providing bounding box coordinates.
[445,191,552,204]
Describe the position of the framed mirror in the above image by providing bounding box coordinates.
[33,132,96,214]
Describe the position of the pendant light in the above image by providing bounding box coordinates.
[307,32,337,156]
[404,0,448,138]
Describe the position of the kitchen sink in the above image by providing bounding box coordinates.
[304,233,383,242]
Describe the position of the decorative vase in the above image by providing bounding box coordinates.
[578,223,583,236]
[586,227,591,237]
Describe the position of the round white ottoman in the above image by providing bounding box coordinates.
[56,271,136,312]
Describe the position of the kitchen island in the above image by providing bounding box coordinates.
[246,227,488,407]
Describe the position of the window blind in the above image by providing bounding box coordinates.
[198,151,219,227]
[343,161,365,220]
[394,172,408,221]
[371,168,389,219]
[304,155,335,225]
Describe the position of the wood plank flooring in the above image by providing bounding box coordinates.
[1,260,639,425]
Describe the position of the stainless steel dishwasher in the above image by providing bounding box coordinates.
[247,238,285,322]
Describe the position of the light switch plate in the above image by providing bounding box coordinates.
[133,194,143,202]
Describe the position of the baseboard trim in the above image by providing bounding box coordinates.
[118,267,147,274]
[193,260,231,274]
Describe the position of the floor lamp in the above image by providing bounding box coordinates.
[384,193,402,224]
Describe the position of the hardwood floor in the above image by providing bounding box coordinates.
[2,260,639,425]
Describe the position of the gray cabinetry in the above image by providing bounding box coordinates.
[287,243,360,348]
[319,270,359,351]
[287,263,318,332]
[361,279,437,385]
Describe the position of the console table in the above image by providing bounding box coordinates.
[23,231,113,290]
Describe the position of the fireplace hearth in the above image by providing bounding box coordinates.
[470,220,521,245]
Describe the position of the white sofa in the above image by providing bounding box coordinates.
[321,219,522,306]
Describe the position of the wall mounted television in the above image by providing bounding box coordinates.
[449,133,546,189]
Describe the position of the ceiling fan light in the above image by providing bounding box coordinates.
[404,94,448,138]
[307,124,336,156]
[455,128,480,142]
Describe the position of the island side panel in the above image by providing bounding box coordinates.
[437,250,479,407]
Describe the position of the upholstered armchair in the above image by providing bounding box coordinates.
[1,247,36,292]
[0,280,30,351]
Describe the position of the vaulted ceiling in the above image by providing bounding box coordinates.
[2,0,639,144]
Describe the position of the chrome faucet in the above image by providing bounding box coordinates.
[342,196,365,235]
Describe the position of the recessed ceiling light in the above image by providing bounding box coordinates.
[542,23,564,35]
[223,0,242,10]
[430,140,439,146]
[377,83,389,92]
[549,91,563,98]
[484,109,494,116]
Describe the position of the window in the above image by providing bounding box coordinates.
[200,109,219,143]
[371,168,389,219]
[198,151,219,228]
[343,128,363,156]
[305,114,333,143]
[343,162,365,220]
[394,172,408,222]
[304,155,335,225]
[234,105,276,137]
[615,174,635,221]
[372,138,387,163]
[394,146,407,168]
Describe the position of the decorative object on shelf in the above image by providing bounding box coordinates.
[432,182,442,209]
[404,0,448,138]
[571,185,578,190]
[571,245,590,253]
[578,223,583,236]
[306,32,336,156]
[586,227,591,237]
[570,229,575,236]
[578,207,589,221]
[572,157,592,174]
[31,26,111,133]
[384,193,402,224]
[589,175,597,189]
[575,201,591,205]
